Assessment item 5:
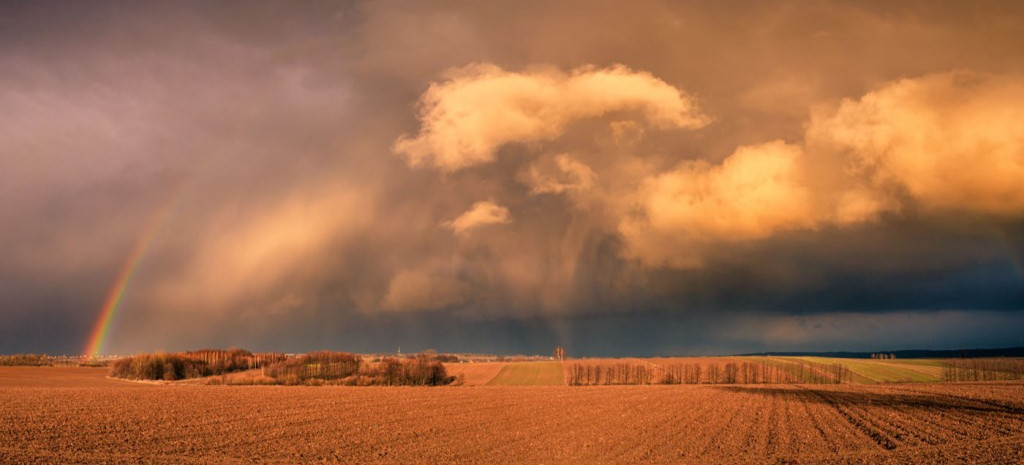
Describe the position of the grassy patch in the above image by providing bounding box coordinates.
[878,359,946,367]
[788,357,942,383]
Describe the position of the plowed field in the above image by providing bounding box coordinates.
[0,367,141,388]
[1,368,1023,464]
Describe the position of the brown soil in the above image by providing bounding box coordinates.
[0,366,142,388]
[1,367,1022,464]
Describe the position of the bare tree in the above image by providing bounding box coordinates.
[553,346,566,361]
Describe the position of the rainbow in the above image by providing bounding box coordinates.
[83,196,181,358]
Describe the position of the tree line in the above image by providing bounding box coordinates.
[566,359,851,385]
[0,354,52,366]
[942,358,1024,382]
[0,356,52,366]
[109,349,454,385]
[266,351,452,386]
[110,349,288,381]
[0,354,109,367]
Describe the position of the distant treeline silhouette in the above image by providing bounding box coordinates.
[0,354,108,367]
[0,354,52,366]
[567,359,851,385]
[743,346,1024,359]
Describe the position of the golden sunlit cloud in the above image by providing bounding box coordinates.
[807,71,1024,215]
[620,140,817,267]
[639,141,814,240]
[400,65,1024,271]
[444,201,512,234]
[393,63,709,171]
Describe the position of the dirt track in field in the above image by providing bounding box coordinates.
[1,368,1023,464]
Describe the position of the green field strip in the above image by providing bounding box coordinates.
[773,357,877,384]
[843,360,938,382]
[485,361,565,386]
[779,357,879,383]
[876,359,947,369]
[882,362,945,379]
[791,357,941,383]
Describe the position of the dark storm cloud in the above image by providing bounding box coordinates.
[1,0,1023,355]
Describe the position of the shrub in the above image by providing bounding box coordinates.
[109,349,287,381]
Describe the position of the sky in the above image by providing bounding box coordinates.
[2,0,1024,357]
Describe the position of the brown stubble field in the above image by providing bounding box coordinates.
[2,368,1024,464]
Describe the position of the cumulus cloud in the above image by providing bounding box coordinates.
[620,141,818,266]
[807,71,1024,215]
[645,141,814,239]
[444,201,512,234]
[617,72,1024,267]
[394,65,1024,271]
[391,65,1024,272]
[393,63,709,171]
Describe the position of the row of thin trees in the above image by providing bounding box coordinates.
[942,358,1024,382]
[566,360,851,385]
[187,349,287,372]
[565,363,657,385]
